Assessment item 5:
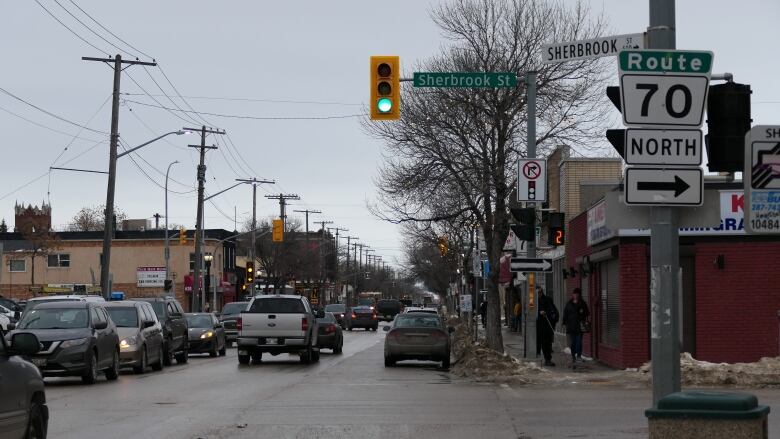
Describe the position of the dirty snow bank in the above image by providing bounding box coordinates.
[634,353,780,387]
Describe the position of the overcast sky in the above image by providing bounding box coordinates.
[1,0,778,267]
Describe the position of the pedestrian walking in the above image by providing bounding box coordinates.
[562,288,590,367]
[512,300,522,332]
[479,300,487,327]
[536,288,558,366]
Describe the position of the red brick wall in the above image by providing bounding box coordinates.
[618,243,649,368]
[695,241,780,363]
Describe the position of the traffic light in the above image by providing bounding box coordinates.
[178,227,187,245]
[510,207,535,241]
[272,219,284,242]
[705,82,752,172]
[437,236,449,257]
[605,86,627,157]
[246,261,254,285]
[370,56,400,120]
[547,212,565,246]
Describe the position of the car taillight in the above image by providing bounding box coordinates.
[372,313,377,319]
[301,317,308,332]
[388,330,400,340]
[325,324,336,333]
[236,317,243,331]
[351,313,357,319]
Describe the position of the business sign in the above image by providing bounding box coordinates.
[745,125,780,234]
[541,33,644,64]
[413,72,517,88]
[618,50,713,128]
[624,167,703,206]
[137,266,166,288]
[587,199,616,246]
[517,159,547,202]
[624,128,702,165]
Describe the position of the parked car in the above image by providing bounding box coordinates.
[323,303,346,328]
[375,299,402,322]
[0,313,9,331]
[316,312,343,354]
[22,295,105,315]
[185,313,226,357]
[218,301,248,347]
[383,312,453,369]
[0,304,18,323]
[403,307,439,315]
[343,306,378,331]
[237,294,323,365]
[9,301,120,384]
[103,301,164,374]
[0,297,22,320]
[134,297,189,365]
[0,330,48,439]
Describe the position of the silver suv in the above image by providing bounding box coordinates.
[0,330,48,438]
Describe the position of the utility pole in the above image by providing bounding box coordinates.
[648,0,680,405]
[294,209,322,286]
[341,236,358,304]
[327,227,348,289]
[83,54,157,299]
[265,194,300,226]
[314,220,333,284]
[153,213,162,229]
[524,70,538,359]
[237,178,275,296]
[185,125,224,312]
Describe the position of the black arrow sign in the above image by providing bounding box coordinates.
[637,175,690,197]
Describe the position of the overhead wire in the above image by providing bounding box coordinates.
[66,0,155,60]
[120,92,363,107]
[0,86,109,135]
[0,104,103,143]
[118,140,196,195]
[122,99,366,120]
[52,0,135,58]
[50,94,111,168]
[118,138,195,190]
[32,0,108,56]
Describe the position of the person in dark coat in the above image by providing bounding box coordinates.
[479,300,487,327]
[562,288,590,365]
[536,288,559,366]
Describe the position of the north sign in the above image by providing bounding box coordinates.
[624,128,702,166]
[744,125,780,234]
[541,33,644,64]
[624,167,703,206]
[510,258,553,273]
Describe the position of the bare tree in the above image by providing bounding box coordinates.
[366,0,609,351]
[68,205,127,231]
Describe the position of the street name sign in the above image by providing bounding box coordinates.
[618,50,713,127]
[744,125,780,234]
[510,257,553,273]
[413,72,517,88]
[624,167,703,206]
[517,158,547,202]
[541,33,644,64]
[624,128,702,166]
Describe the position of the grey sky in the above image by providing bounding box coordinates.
[1,0,778,267]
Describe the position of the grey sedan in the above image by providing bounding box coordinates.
[383,312,453,369]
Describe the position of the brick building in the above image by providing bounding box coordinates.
[566,184,780,368]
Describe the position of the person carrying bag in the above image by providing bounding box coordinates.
[562,288,590,367]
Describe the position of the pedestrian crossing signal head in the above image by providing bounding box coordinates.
[370,56,400,120]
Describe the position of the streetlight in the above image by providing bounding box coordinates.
[100,130,188,299]
[204,253,213,313]
[164,160,179,297]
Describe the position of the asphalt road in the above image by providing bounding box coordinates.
[43,324,779,439]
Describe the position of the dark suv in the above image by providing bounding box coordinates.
[134,297,189,365]
[218,301,248,347]
[9,301,120,384]
[0,330,48,438]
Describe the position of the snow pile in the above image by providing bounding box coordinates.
[636,353,780,387]
[447,317,547,383]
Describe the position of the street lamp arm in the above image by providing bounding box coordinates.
[204,181,245,201]
[117,130,186,158]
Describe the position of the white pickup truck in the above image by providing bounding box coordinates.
[236,294,323,365]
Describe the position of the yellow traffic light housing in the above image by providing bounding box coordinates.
[178,227,187,245]
[246,261,255,284]
[272,219,284,242]
[370,56,400,121]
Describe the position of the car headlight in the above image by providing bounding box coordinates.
[200,331,214,339]
[119,336,138,348]
[61,338,89,349]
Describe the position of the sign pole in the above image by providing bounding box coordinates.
[525,71,538,359]
[648,0,681,406]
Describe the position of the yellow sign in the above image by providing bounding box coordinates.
[528,272,535,309]
[272,219,284,242]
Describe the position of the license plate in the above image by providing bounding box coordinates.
[266,338,278,345]
[32,358,47,367]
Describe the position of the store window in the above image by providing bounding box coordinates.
[48,254,71,268]
[9,260,25,272]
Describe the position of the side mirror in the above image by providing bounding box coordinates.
[382,326,391,332]
[7,322,16,331]
[93,321,108,330]
[10,332,40,356]
[143,320,156,328]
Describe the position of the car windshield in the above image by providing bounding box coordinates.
[18,308,88,329]
[105,307,139,328]
[248,298,305,313]
[221,303,247,314]
[395,315,441,328]
[186,315,213,328]
[324,304,345,313]
[317,313,336,323]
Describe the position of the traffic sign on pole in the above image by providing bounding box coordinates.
[517,159,547,202]
[744,125,780,234]
[624,128,702,165]
[510,257,553,273]
[541,33,644,64]
[624,167,703,206]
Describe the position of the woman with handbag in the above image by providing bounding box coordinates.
[562,288,590,366]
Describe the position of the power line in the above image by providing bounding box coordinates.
[52,0,135,58]
[122,72,195,125]
[120,92,363,106]
[122,99,366,120]
[66,0,155,60]
[0,86,109,135]
[118,139,194,190]
[33,0,107,55]
[0,103,103,142]
[142,66,202,126]
[51,94,112,168]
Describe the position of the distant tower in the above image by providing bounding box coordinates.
[14,202,52,232]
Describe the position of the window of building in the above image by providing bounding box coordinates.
[48,253,70,268]
[9,260,25,272]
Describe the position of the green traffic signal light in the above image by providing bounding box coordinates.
[377,97,393,113]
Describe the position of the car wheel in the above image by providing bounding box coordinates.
[134,347,148,374]
[105,350,120,381]
[312,349,320,363]
[238,354,250,365]
[384,356,395,367]
[219,340,227,356]
[162,341,174,366]
[175,344,188,364]
[209,341,218,358]
[25,401,46,439]
[334,343,343,355]
[300,345,313,364]
[81,352,98,384]
[442,355,451,370]
[347,325,353,331]
[251,353,263,364]
[152,344,164,371]
[372,326,378,331]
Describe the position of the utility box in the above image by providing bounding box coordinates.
[646,391,769,439]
